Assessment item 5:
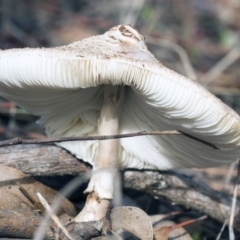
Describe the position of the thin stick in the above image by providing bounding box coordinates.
[34,175,89,240]
[121,0,145,25]
[224,161,238,191]
[179,131,219,150]
[229,160,240,240]
[171,215,207,231]
[17,182,36,205]
[207,86,240,97]
[17,182,44,213]
[216,161,238,240]
[216,219,228,240]
[37,192,73,240]
[200,41,240,86]
[0,130,219,150]
[146,37,197,81]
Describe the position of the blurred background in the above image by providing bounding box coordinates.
[0,0,240,239]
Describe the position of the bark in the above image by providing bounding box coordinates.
[0,144,239,230]
[0,144,91,176]
[0,208,104,239]
[124,170,240,229]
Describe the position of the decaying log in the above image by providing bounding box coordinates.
[124,170,239,229]
[0,144,90,176]
[0,144,239,230]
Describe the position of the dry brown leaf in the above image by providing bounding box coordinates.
[150,211,182,225]
[0,208,53,239]
[154,215,206,240]
[110,206,153,240]
[154,220,193,240]
[0,164,77,216]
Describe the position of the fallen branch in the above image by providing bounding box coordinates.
[0,144,239,230]
[124,170,240,230]
[0,144,90,176]
[0,130,219,150]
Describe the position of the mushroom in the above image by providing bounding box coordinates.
[1,25,240,223]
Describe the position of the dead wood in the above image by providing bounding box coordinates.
[0,209,53,239]
[61,219,105,240]
[0,144,90,176]
[124,170,240,230]
[0,209,106,239]
[0,144,239,230]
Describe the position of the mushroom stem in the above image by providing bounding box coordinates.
[75,85,121,222]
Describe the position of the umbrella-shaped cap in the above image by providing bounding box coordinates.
[0,25,240,169]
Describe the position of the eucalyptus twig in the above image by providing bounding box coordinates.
[0,130,219,150]
[37,192,73,240]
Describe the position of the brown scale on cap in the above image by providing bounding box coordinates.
[118,24,144,41]
[106,25,145,46]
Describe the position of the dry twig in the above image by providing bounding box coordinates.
[0,130,219,150]
[229,160,240,240]
[200,41,240,86]
[37,192,73,240]
[146,36,197,81]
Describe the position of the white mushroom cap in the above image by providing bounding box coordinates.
[0,24,240,169]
